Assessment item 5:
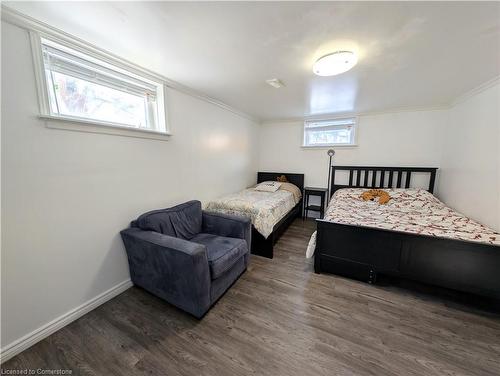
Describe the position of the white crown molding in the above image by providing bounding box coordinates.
[260,104,450,125]
[262,75,500,125]
[0,279,133,364]
[451,75,500,107]
[0,5,260,124]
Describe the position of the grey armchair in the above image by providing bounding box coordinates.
[120,200,251,318]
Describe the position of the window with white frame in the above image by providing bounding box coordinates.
[32,35,168,135]
[303,117,356,147]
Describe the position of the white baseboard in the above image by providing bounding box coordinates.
[0,279,133,363]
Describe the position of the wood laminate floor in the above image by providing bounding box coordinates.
[3,219,500,375]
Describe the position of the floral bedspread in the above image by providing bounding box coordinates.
[306,188,500,258]
[206,189,298,238]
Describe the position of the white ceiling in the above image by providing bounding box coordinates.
[4,1,500,121]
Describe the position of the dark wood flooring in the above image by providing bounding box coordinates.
[3,219,500,375]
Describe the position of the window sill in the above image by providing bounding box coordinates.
[39,115,171,141]
[301,144,358,149]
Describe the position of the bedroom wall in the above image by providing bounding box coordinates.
[1,20,259,354]
[258,110,447,189]
[439,81,500,231]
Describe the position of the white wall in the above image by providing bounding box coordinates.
[440,82,500,231]
[1,21,259,351]
[258,110,447,189]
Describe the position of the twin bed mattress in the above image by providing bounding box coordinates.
[206,187,301,238]
[307,188,500,258]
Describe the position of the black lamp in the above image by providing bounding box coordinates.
[327,149,335,199]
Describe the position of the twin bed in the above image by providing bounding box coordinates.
[206,172,304,258]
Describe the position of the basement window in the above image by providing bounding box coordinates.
[303,117,357,147]
[31,34,169,137]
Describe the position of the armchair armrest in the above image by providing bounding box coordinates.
[202,211,251,249]
[120,228,211,318]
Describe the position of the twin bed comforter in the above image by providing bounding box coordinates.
[206,188,300,238]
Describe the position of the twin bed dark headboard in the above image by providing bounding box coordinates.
[256,167,437,200]
[330,166,438,197]
[257,172,305,193]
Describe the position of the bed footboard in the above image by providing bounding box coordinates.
[252,201,302,258]
[315,220,500,299]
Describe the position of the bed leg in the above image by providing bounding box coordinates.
[368,269,377,284]
[314,256,321,274]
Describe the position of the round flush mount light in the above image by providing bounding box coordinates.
[313,51,358,76]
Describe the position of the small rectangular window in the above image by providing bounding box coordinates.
[303,117,356,147]
[33,36,168,135]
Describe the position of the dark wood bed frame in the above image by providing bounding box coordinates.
[251,172,304,259]
[315,166,500,299]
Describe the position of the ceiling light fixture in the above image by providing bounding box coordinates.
[313,51,357,76]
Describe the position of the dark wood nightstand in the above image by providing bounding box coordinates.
[303,187,328,219]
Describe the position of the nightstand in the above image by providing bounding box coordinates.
[303,187,328,219]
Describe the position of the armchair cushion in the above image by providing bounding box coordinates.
[202,211,251,250]
[133,200,202,240]
[191,233,248,279]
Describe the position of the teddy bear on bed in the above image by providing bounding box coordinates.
[360,189,391,204]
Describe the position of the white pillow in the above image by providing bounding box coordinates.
[255,181,282,192]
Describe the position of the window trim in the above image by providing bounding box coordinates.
[302,117,358,148]
[29,31,171,139]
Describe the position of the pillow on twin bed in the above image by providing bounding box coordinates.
[255,181,282,192]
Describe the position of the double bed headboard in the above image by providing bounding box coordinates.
[330,166,438,197]
[257,171,305,193]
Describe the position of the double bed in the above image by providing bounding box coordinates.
[312,166,500,299]
[206,172,304,258]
